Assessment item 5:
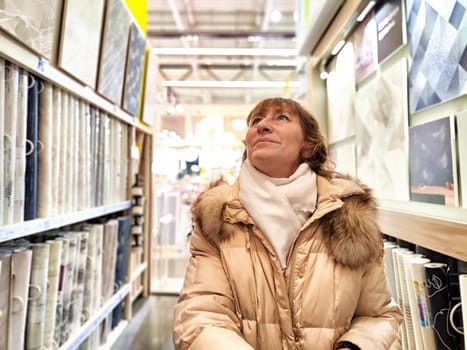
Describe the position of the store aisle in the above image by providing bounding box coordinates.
[111,295,178,350]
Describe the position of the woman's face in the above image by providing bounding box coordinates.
[245,106,305,178]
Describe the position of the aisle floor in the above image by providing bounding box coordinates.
[111,295,178,350]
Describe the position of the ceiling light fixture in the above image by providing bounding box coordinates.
[270,9,282,23]
[331,39,346,55]
[357,0,376,22]
[162,80,301,88]
[152,47,298,57]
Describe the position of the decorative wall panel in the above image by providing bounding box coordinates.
[141,50,158,126]
[406,0,467,112]
[353,11,378,83]
[0,0,62,61]
[326,43,356,143]
[122,23,147,116]
[409,116,458,206]
[97,0,132,105]
[354,58,409,201]
[58,0,105,88]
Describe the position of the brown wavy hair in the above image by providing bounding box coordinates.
[243,97,335,179]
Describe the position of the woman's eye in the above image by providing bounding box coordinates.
[250,117,262,125]
[277,114,290,121]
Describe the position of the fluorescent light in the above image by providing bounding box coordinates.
[357,1,376,22]
[270,9,282,23]
[152,47,298,57]
[162,80,301,88]
[331,40,346,55]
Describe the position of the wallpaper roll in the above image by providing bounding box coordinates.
[51,87,62,216]
[403,253,425,350]
[112,216,131,328]
[0,251,12,350]
[13,68,28,224]
[383,241,398,300]
[409,256,437,350]
[53,236,69,347]
[57,92,69,215]
[101,219,118,343]
[0,58,5,226]
[424,262,457,350]
[65,95,75,213]
[90,224,104,350]
[25,243,50,350]
[77,102,89,210]
[43,240,62,349]
[3,62,19,225]
[392,247,413,350]
[61,232,79,344]
[459,274,467,349]
[9,247,32,350]
[24,74,40,221]
[70,231,88,332]
[37,82,54,218]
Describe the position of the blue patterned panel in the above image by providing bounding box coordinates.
[409,116,457,206]
[406,0,467,112]
[122,23,146,116]
[97,0,131,105]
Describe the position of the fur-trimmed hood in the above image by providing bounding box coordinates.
[190,175,383,269]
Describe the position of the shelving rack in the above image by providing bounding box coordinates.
[0,5,153,346]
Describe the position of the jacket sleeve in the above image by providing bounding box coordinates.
[335,259,403,350]
[172,226,253,350]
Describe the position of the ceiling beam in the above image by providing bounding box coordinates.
[146,30,295,39]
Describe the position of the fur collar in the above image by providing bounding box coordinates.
[191,176,383,269]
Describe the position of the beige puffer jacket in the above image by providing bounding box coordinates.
[173,175,403,350]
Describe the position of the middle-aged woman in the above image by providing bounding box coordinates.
[173,97,403,350]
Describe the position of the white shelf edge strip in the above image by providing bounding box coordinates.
[0,201,132,242]
[60,283,131,350]
[0,32,135,126]
[130,261,148,282]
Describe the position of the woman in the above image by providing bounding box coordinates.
[173,97,402,350]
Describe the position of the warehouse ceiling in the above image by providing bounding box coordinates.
[146,0,305,107]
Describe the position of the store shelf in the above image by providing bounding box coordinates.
[0,201,132,242]
[59,283,131,350]
[0,32,135,126]
[135,121,153,135]
[131,262,148,282]
[377,208,467,262]
[99,320,129,350]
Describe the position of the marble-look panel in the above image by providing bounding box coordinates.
[58,0,105,88]
[326,43,356,144]
[0,0,62,61]
[354,58,410,201]
[97,0,131,105]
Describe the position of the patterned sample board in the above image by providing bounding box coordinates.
[328,143,357,177]
[406,0,467,112]
[353,11,377,83]
[375,0,405,64]
[354,58,410,201]
[456,112,467,208]
[58,0,105,88]
[141,49,158,126]
[409,116,458,206]
[122,22,147,116]
[326,43,356,144]
[0,0,63,61]
[97,0,132,105]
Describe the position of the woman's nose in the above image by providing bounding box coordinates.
[256,118,271,132]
